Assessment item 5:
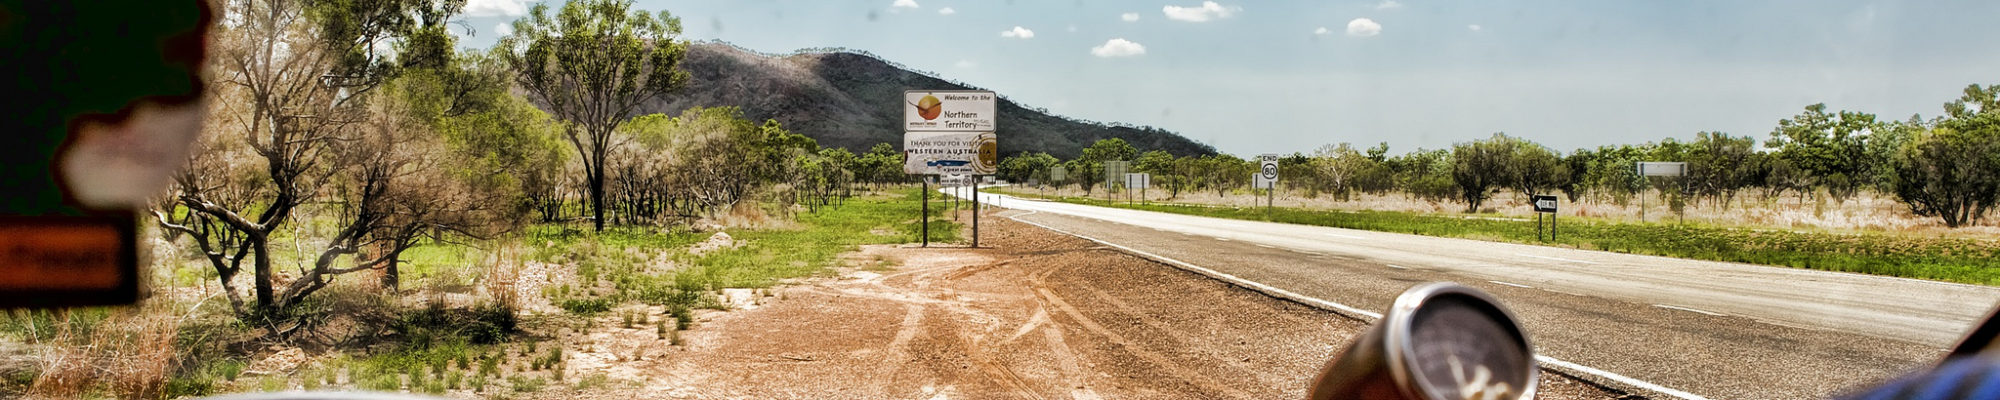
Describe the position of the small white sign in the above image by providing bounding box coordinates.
[904,90,997,132]
[1637,162,1686,177]
[1124,173,1150,189]
[904,132,998,175]
[1050,166,1067,182]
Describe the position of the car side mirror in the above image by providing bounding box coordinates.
[1305,282,1539,400]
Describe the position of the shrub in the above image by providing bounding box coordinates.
[558,298,612,315]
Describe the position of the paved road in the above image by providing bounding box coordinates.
[946,187,2000,399]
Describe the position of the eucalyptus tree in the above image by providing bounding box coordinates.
[156,0,466,322]
[500,0,691,231]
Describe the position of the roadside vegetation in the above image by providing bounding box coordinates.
[1001,85,2000,230]
[0,188,955,399]
[998,190,2000,285]
[1,0,953,398]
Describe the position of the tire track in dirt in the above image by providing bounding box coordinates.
[1027,267,1258,399]
[1063,278,1295,391]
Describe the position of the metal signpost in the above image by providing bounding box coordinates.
[1532,194,1559,241]
[1049,165,1067,197]
[1255,154,1280,210]
[1124,173,1151,204]
[1103,161,1131,202]
[903,90,997,248]
[1635,162,1686,221]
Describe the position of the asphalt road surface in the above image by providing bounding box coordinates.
[943,187,2000,399]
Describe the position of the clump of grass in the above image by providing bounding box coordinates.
[558,298,612,315]
[478,352,501,377]
[575,373,610,390]
[670,306,693,331]
[508,376,545,393]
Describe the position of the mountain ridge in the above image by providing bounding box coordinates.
[631,40,1217,159]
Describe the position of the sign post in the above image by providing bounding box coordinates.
[1103,161,1131,202]
[1050,165,1067,198]
[904,89,997,248]
[1124,173,1151,205]
[1635,162,1686,222]
[1532,194,1559,241]
[920,177,930,247]
[1255,154,1280,210]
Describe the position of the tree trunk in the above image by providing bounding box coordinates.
[251,237,274,316]
[590,162,607,232]
[378,241,400,291]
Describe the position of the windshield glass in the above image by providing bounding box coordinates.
[3,1,1997,400]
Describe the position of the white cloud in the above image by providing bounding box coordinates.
[954,59,977,69]
[494,23,514,37]
[938,7,955,15]
[1000,26,1035,39]
[1346,18,1381,37]
[1067,24,1079,32]
[892,0,919,9]
[1121,12,1141,22]
[464,0,528,17]
[1313,27,1330,35]
[1090,38,1147,57]
[1374,0,1403,10]
[1162,1,1238,22]
[1468,24,1482,31]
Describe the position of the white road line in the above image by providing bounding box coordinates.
[1322,232,1367,240]
[1489,280,1533,289]
[1007,210,1709,400]
[1255,244,1276,249]
[1515,253,1600,265]
[1215,237,1232,241]
[1536,356,1712,400]
[1654,304,1727,317]
[1385,264,1410,270]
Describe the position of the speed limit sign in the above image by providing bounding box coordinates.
[1254,154,1279,189]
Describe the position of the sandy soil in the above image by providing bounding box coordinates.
[531,210,1620,400]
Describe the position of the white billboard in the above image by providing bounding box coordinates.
[904,90,997,132]
[1637,162,1686,177]
[904,132,998,175]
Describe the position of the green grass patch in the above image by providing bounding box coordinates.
[675,189,960,290]
[997,189,2000,286]
[529,189,959,316]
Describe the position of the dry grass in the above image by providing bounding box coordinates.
[486,242,523,311]
[26,305,180,399]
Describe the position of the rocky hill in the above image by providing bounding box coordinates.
[634,41,1216,159]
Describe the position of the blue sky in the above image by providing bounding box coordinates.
[453,0,2000,156]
